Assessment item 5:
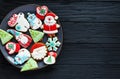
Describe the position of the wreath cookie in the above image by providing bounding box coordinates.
[0,4,63,72]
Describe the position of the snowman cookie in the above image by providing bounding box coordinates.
[14,48,31,65]
[5,42,20,55]
[27,13,42,29]
[7,29,32,48]
[30,43,48,60]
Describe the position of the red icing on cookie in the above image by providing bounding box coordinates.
[36,6,48,20]
[15,43,21,52]
[8,14,18,27]
[30,42,45,53]
[48,52,57,58]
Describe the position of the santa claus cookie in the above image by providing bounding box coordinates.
[41,12,60,36]
[5,42,20,55]
[14,48,31,65]
[7,29,32,48]
[30,43,48,60]
[36,6,48,20]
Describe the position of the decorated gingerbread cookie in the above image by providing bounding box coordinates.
[41,12,60,36]
[5,42,20,55]
[14,48,31,65]
[30,43,47,60]
[15,12,30,32]
[46,37,61,51]
[8,14,18,27]
[21,58,38,72]
[7,29,32,48]
[27,13,42,29]
[29,29,44,43]
[43,52,57,65]
[0,29,13,45]
[36,6,48,20]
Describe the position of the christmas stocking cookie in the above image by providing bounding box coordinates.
[5,42,20,55]
[7,29,32,48]
[0,29,13,45]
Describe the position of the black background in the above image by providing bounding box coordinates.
[0,0,120,79]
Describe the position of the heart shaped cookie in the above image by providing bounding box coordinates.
[36,6,48,20]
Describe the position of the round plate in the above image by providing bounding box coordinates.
[0,4,63,70]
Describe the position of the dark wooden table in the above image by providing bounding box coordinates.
[1,0,120,79]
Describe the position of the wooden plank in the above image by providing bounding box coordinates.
[0,2,120,22]
[1,43,120,65]
[0,63,120,79]
[62,22,120,43]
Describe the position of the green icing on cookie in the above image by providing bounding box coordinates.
[21,58,38,72]
[46,56,52,63]
[29,29,44,43]
[0,29,13,45]
[44,56,56,65]
[40,9,45,14]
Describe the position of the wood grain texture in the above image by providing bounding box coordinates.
[0,0,120,79]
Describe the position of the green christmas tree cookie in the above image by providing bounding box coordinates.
[21,58,38,72]
[29,29,44,43]
[0,29,13,45]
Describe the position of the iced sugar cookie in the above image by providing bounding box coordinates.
[36,6,48,20]
[5,42,20,55]
[30,43,47,60]
[29,29,44,43]
[46,37,61,51]
[43,55,56,65]
[7,29,32,48]
[27,13,42,29]
[8,14,18,27]
[15,12,30,32]
[21,58,38,72]
[14,48,31,65]
[41,12,60,36]
[48,52,57,58]
[43,52,57,65]
[0,29,13,45]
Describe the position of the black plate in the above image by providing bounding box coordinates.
[0,4,63,70]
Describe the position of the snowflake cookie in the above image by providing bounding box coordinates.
[46,37,61,51]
